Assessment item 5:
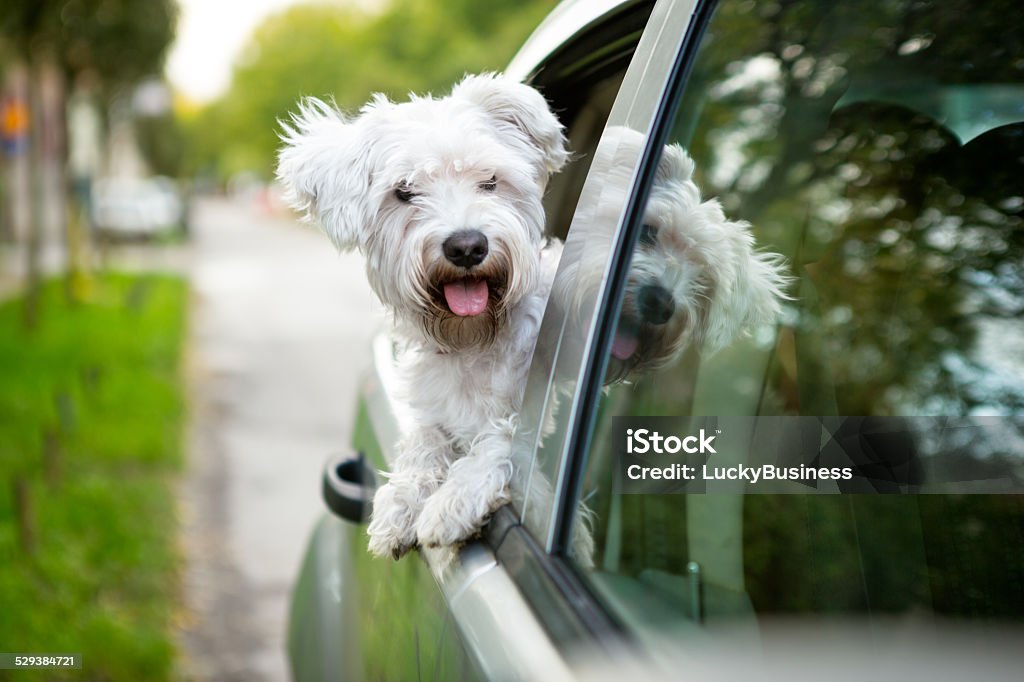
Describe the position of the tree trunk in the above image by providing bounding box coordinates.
[22,56,47,331]
[21,54,69,328]
[13,475,37,555]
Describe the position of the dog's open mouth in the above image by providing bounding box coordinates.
[442,278,490,317]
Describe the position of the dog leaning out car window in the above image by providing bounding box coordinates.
[277,74,569,561]
[276,71,790,563]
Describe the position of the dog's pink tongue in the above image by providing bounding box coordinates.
[444,279,489,317]
[611,332,639,360]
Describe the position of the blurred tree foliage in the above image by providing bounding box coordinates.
[0,0,176,89]
[0,1,178,325]
[136,111,185,178]
[673,0,1024,417]
[182,0,557,182]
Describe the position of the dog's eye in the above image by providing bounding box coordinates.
[394,184,418,203]
[639,223,659,245]
[478,175,497,192]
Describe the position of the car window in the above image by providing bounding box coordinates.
[542,72,627,240]
[569,0,1024,646]
[517,0,655,240]
[509,0,681,549]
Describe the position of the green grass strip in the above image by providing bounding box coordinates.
[0,273,188,681]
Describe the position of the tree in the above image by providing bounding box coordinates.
[0,1,177,557]
[183,0,557,182]
[0,0,177,319]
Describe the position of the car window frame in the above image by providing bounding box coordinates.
[514,0,715,556]
[550,0,720,559]
[512,0,695,547]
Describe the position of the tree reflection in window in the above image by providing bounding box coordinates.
[674,0,1024,417]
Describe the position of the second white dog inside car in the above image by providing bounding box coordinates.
[275,73,789,562]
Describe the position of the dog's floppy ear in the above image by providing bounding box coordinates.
[701,217,792,351]
[277,98,372,251]
[452,73,569,182]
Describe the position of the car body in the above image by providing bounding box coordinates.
[289,0,1024,679]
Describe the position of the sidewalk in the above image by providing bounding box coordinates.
[178,197,382,681]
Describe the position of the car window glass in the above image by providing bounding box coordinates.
[511,9,661,543]
[568,0,1024,647]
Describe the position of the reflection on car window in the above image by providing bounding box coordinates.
[513,40,645,543]
[570,0,1024,645]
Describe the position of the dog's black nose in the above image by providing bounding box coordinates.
[638,284,675,325]
[443,230,489,268]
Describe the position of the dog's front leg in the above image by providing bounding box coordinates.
[415,427,514,549]
[367,427,451,559]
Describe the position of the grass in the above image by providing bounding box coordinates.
[0,273,188,681]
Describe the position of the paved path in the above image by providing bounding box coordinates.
[179,197,382,681]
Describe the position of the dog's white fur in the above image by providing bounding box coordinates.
[277,74,568,558]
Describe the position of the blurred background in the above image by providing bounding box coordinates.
[0,1,555,680]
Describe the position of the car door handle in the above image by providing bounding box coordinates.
[322,451,377,524]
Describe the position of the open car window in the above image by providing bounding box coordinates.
[568,0,1024,650]
[524,1,655,240]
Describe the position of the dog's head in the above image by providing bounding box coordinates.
[559,127,790,382]
[277,73,568,351]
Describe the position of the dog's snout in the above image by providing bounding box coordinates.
[638,284,675,325]
[443,230,489,268]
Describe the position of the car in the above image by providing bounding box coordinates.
[289,0,1024,679]
[91,175,185,238]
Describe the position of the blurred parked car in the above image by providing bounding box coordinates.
[289,0,1024,679]
[91,176,184,238]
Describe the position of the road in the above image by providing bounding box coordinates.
[179,197,382,681]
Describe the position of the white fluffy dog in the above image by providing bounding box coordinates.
[277,74,568,559]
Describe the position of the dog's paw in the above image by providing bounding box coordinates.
[415,502,475,549]
[415,484,500,549]
[415,496,474,549]
[367,530,416,561]
[367,520,417,560]
[366,483,419,560]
